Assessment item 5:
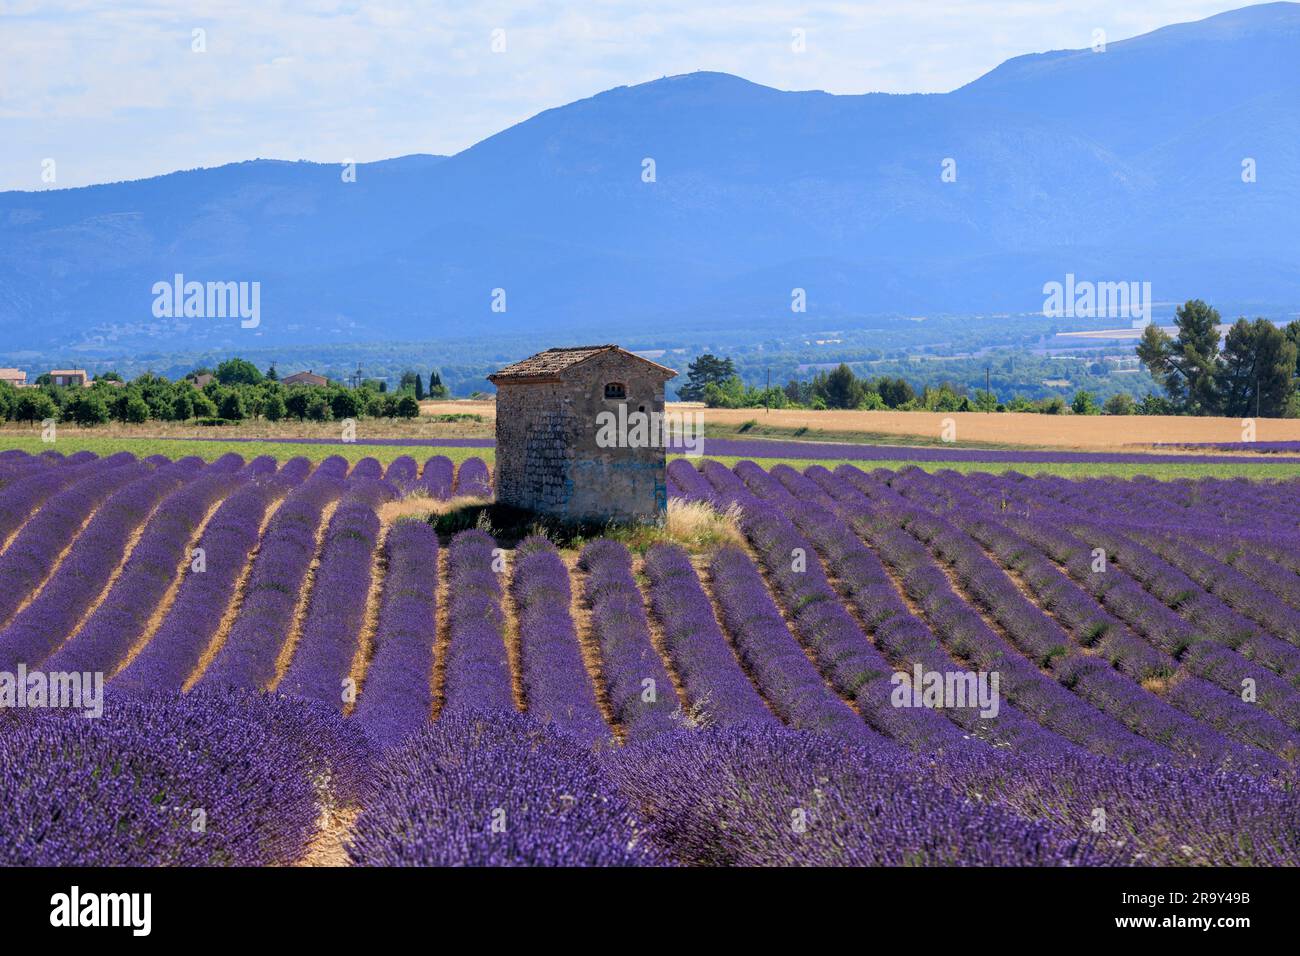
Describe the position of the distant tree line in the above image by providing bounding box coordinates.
[0,357,449,427]
[680,303,1300,420]
[679,354,1145,416]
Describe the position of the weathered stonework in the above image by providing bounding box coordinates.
[489,346,677,523]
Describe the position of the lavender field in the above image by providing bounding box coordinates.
[1,446,1298,866]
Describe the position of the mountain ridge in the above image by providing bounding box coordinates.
[2,2,1297,353]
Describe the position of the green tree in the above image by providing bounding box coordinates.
[858,390,885,410]
[428,370,449,399]
[265,363,279,382]
[922,382,965,412]
[122,395,150,424]
[264,392,286,422]
[68,392,110,426]
[215,358,264,386]
[821,364,863,409]
[395,395,420,418]
[1215,318,1297,418]
[218,390,246,421]
[305,393,332,422]
[1136,300,1222,414]
[1103,392,1136,416]
[877,377,915,409]
[14,391,57,424]
[678,354,736,402]
[330,389,362,420]
[1071,390,1100,415]
[782,378,811,405]
[1037,396,1066,415]
[1283,321,1300,377]
[171,390,195,421]
[1137,393,1174,415]
[284,390,311,420]
[702,375,748,408]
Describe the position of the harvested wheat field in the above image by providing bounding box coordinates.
[688,406,1300,451]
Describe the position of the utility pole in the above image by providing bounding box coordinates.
[766,368,770,413]
[985,364,991,408]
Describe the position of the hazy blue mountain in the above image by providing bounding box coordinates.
[1,2,1297,354]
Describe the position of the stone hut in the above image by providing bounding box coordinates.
[488,345,677,523]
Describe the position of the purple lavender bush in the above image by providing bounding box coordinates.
[420,455,454,499]
[112,469,307,694]
[352,520,438,749]
[612,724,1111,866]
[0,689,370,866]
[278,492,383,708]
[454,456,493,498]
[642,543,775,726]
[347,711,661,866]
[442,529,513,713]
[578,540,681,741]
[510,537,609,745]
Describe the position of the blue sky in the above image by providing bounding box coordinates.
[0,0,1257,190]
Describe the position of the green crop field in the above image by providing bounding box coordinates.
[0,435,493,467]
[6,433,1300,480]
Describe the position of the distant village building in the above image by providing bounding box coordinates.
[489,345,677,523]
[281,370,328,387]
[191,373,214,389]
[0,368,27,388]
[48,369,89,388]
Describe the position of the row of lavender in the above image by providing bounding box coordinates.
[0,452,488,696]
[177,434,1300,465]
[5,448,1299,865]
[12,678,1294,865]
[355,458,1300,865]
[0,449,512,865]
[669,457,1300,760]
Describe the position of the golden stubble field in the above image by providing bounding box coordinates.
[3,397,1296,453]
[439,399,1300,452]
[686,405,1300,451]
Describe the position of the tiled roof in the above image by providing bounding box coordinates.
[488,345,676,384]
[49,369,87,377]
[281,371,327,384]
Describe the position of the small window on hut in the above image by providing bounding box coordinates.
[604,382,626,399]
